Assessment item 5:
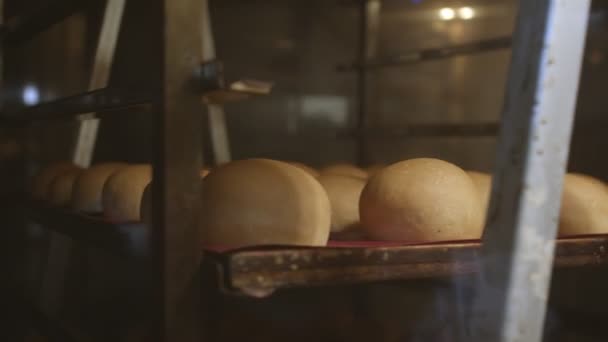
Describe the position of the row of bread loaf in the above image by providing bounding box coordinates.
[32,162,147,219]
[295,159,608,242]
[30,158,608,247]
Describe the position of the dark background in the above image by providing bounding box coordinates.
[2,0,606,174]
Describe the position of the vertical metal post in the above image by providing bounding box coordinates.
[39,0,125,316]
[72,0,125,167]
[355,0,380,166]
[472,1,590,341]
[201,0,231,165]
[73,0,125,326]
[152,0,204,341]
[355,0,368,166]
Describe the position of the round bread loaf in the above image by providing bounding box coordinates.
[467,171,492,223]
[30,162,80,201]
[140,168,210,224]
[48,168,83,207]
[199,159,331,247]
[360,158,483,242]
[559,173,608,237]
[318,173,366,233]
[102,164,152,221]
[71,162,128,212]
[321,164,368,180]
[289,162,319,178]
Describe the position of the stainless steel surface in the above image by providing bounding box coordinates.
[364,0,381,60]
[337,36,512,71]
[0,87,151,122]
[72,0,125,167]
[355,0,381,165]
[208,104,231,164]
[472,1,591,341]
[151,0,204,340]
[194,61,272,104]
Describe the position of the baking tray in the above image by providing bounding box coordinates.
[26,204,608,296]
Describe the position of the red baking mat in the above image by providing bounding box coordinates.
[201,235,608,254]
[202,238,483,254]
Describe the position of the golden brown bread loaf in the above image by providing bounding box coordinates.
[321,164,368,180]
[102,164,152,221]
[559,173,608,237]
[30,162,80,201]
[317,173,366,233]
[199,159,331,247]
[71,162,129,212]
[360,158,483,243]
[48,167,83,207]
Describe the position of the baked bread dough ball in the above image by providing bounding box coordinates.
[200,159,331,247]
[318,173,366,233]
[30,162,80,201]
[102,164,152,221]
[559,173,608,237]
[467,171,492,222]
[140,168,210,224]
[289,162,319,178]
[71,162,128,212]
[321,164,368,180]
[360,158,483,243]
[48,168,83,207]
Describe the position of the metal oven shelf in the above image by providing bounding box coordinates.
[26,205,608,297]
[0,88,152,124]
[209,236,608,297]
[26,203,147,257]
